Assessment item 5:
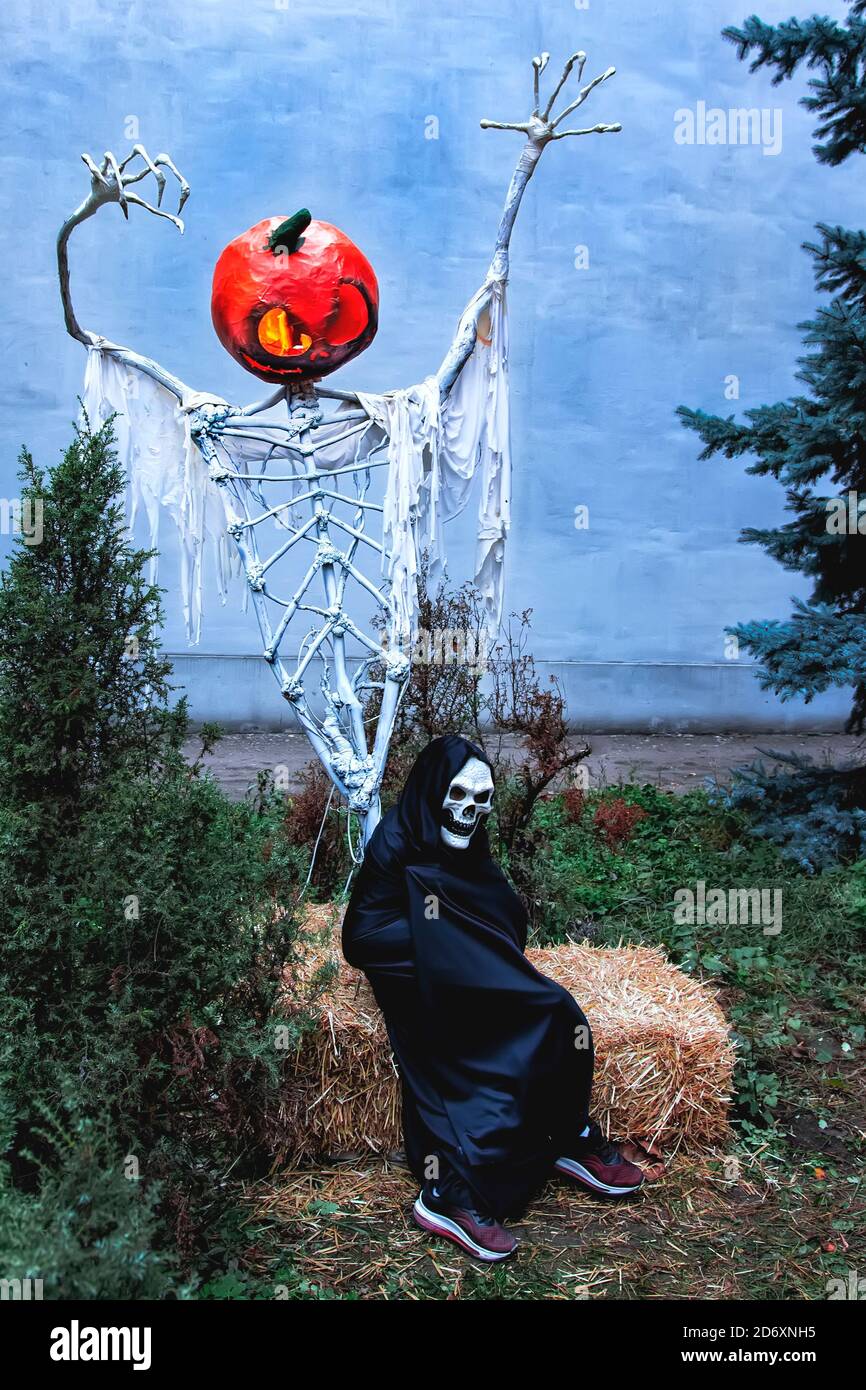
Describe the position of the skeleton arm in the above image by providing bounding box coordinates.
[57,146,194,402]
[435,50,621,400]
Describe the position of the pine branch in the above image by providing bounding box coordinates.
[723,7,866,165]
[731,601,866,700]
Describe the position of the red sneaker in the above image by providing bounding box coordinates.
[555,1122,644,1196]
[413,1187,517,1262]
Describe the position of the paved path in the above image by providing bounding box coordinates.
[182,730,860,801]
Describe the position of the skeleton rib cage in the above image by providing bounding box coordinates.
[189,383,408,839]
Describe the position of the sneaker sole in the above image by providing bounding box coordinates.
[412,1193,516,1263]
[554,1157,643,1196]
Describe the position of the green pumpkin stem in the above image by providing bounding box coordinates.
[268,209,312,255]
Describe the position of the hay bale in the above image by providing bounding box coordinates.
[284,914,733,1161]
[530,943,734,1152]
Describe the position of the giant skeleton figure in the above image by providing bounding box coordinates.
[57,50,620,850]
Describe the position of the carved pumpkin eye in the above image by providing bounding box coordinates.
[329,283,369,346]
[257,307,313,357]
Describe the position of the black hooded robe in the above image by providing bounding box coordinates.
[342,735,594,1221]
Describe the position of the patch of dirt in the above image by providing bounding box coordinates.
[784,1108,853,1163]
[185,731,861,801]
[247,1145,865,1300]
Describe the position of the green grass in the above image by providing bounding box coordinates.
[521,786,866,1134]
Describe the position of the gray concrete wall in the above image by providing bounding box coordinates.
[2,0,858,734]
[166,652,851,732]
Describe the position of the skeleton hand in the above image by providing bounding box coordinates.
[480,50,621,148]
[437,47,621,395]
[78,144,189,232]
[58,142,192,373]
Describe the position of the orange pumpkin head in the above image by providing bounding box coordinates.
[211,210,379,383]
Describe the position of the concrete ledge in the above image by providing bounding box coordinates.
[545,660,850,733]
[165,652,851,733]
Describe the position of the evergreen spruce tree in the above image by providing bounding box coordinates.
[0,419,308,1293]
[678,2,866,866]
[0,418,171,846]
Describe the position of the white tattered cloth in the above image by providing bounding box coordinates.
[81,276,511,649]
[82,348,238,645]
[359,278,511,644]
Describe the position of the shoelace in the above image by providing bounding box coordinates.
[431,1183,499,1226]
[585,1122,622,1165]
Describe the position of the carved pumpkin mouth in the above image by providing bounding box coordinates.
[238,350,308,377]
[236,279,377,379]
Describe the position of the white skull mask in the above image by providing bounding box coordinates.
[441,756,494,849]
